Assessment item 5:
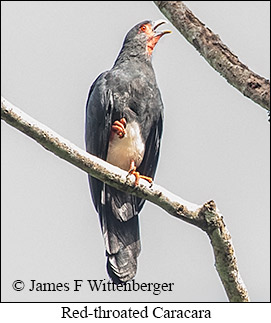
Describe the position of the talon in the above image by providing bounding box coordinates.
[111,118,127,138]
[137,175,153,184]
[128,161,153,186]
[119,118,127,127]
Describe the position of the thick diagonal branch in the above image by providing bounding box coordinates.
[1,96,249,302]
[154,1,270,112]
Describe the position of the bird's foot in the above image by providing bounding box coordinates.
[111,118,127,139]
[127,161,153,186]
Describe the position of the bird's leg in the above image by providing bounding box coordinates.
[127,160,153,186]
[111,118,127,139]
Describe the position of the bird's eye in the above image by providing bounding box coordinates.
[140,25,146,32]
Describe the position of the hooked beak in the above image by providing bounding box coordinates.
[146,19,171,55]
[152,19,172,36]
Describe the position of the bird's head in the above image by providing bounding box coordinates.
[119,20,171,61]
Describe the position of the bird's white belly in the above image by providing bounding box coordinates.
[107,121,145,171]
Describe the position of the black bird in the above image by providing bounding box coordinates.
[85,20,170,284]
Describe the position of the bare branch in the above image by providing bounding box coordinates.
[154,1,270,112]
[1,96,249,301]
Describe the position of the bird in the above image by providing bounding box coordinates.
[85,19,171,284]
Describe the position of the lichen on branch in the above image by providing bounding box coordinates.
[154,1,270,112]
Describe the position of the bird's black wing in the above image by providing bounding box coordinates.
[136,109,163,212]
[85,72,113,213]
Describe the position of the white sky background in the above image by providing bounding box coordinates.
[1,1,270,302]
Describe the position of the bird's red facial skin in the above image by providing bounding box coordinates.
[139,23,161,56]
[140,23,153,35]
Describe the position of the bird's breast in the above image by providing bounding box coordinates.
[106,121,145,171]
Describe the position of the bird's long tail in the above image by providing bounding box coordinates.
[99,185,141,284]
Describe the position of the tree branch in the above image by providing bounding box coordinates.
[1,96,249,302]
[154,1,270,112]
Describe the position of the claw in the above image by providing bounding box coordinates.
[111,118,127,138]
[128,161,153,186]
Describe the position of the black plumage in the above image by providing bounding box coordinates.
[85,20,170,283]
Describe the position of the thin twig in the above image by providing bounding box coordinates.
[154,1,270,112]
[1,96,250,301]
